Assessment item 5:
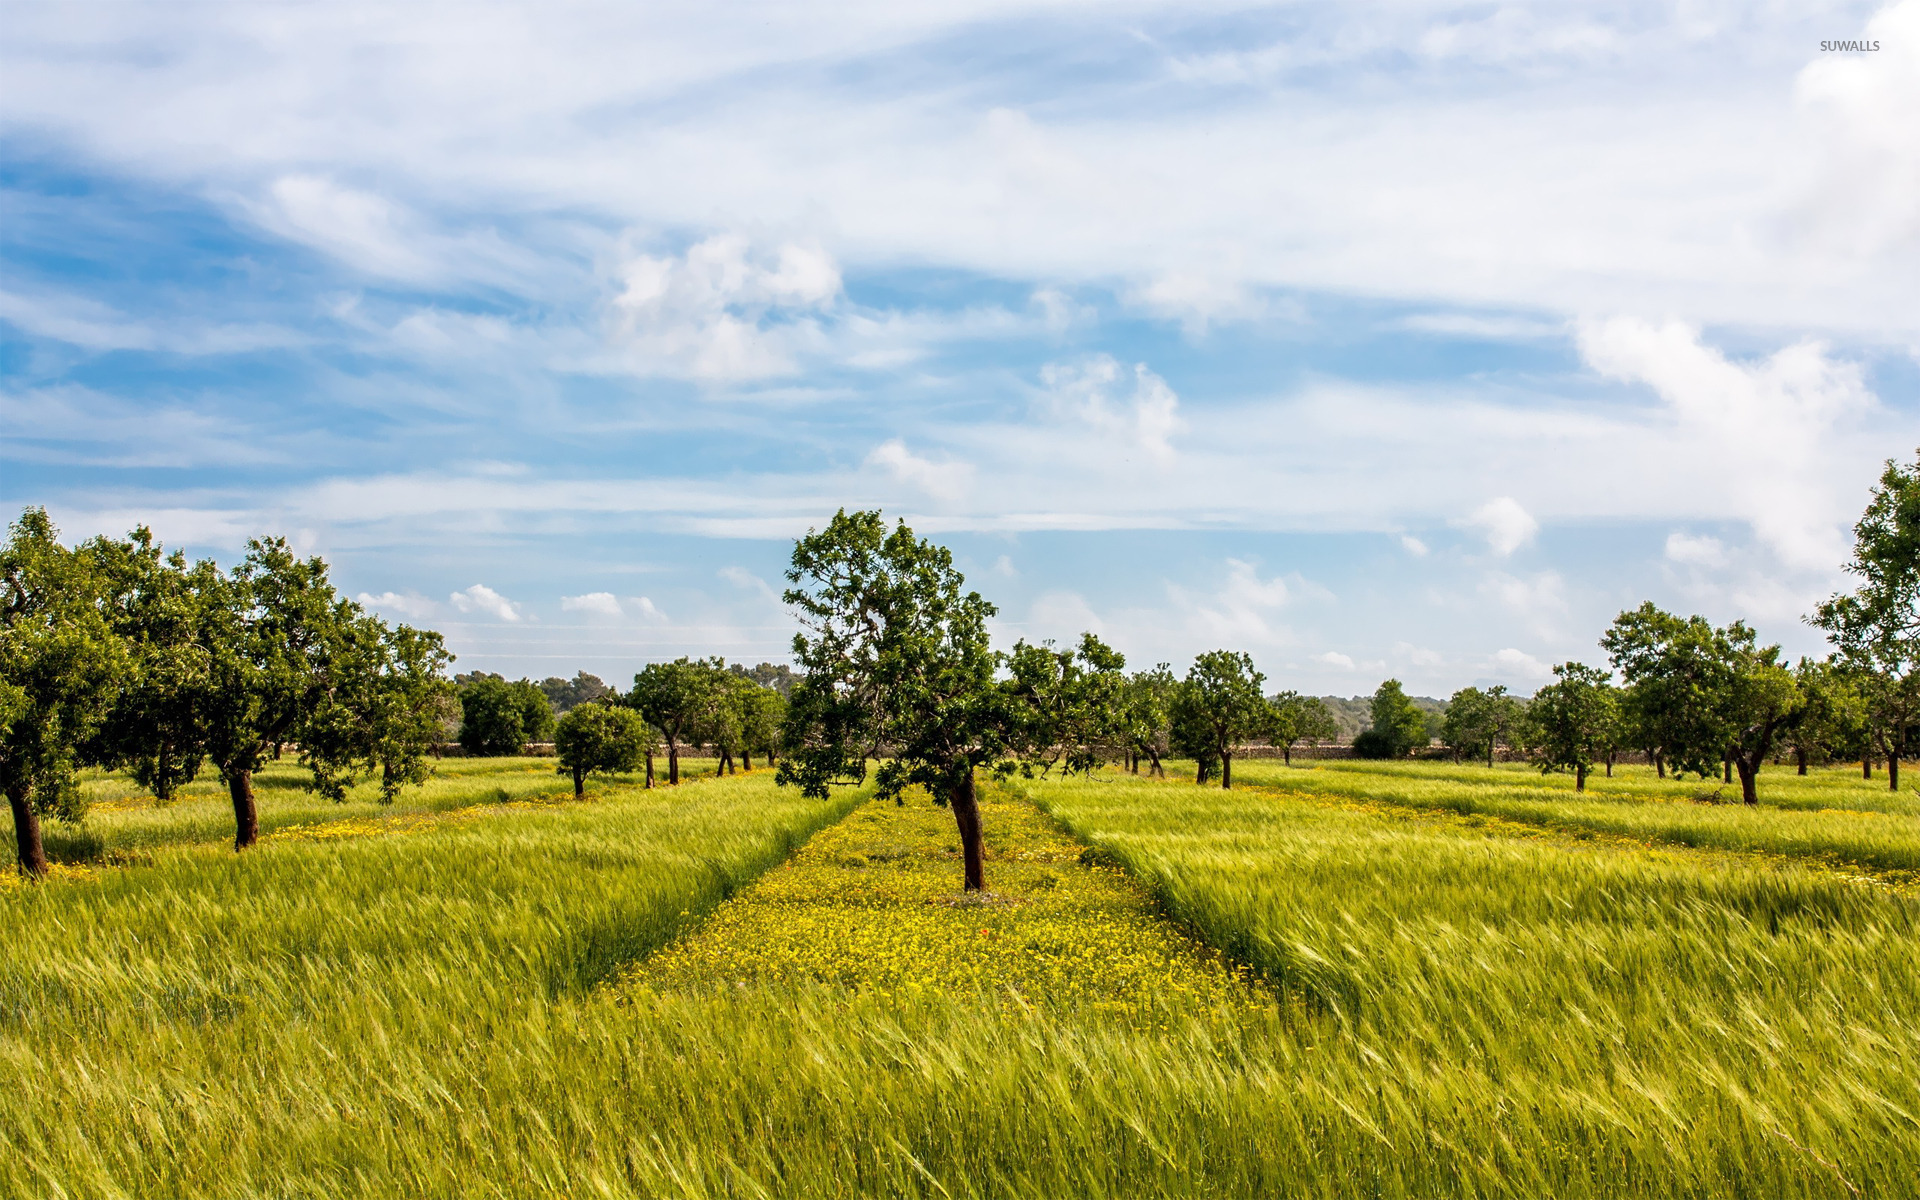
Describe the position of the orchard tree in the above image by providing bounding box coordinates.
[201,538,356,850]
[1525,662,1618,791]
[1,510,125,875]
[1813,450,1920,791]
[1005,633,1129,777]
[82,527,219,803]
[738,683,786,770]
[629,656,723,784]
[554,702,653,797]
[1442,685,1520,767]
[304,618,455,801]
[1354,679,1428,759]
[458,676,553,757]
[1268,691,1336,766]
[1180,650,1268,788]
[777,510,1015,892]
[1782,659,1867,775]
[1122,664,1177,775]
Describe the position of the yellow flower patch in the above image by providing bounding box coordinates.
[624,779,1265,1019]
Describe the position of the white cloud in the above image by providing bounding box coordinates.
[1173,559,1295,646]
[864,438,973,502]
[1480,570,1567,637]
[629,596,668,622]
[610,234,840,380]
[991,554,1018,578]
[449,583,522,622]
[718,566,782,603]
[1399,535,1429,557]
[561,591,623,617]
[1461,497,1539,556]
[251,175,438,281]
[1490,647,1553,683]
[1039,356,1184,461]
[1664,531,1728,568]
[1315,651,1357,671]
[1578,316,1874,568]
[357,590,439,620]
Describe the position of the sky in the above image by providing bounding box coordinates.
[3,0,1917,697]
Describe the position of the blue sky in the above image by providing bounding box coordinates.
[4,1,1917,695]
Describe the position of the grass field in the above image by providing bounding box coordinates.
[5,757,1917,1196]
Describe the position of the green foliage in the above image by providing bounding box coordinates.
[1524,662,1619,790]
[1441,684,1523,765]
[458,676,554,757]
[1266,691,1337,763]
[304,621,456,802]
[629,657,725,781]
[1120,663,1178,772]
[554,702,655,795]
[1174,651,1267,788]
[537,671,613,714]
[0,509,126,873]
[1354,678,1427,758]
[1004,632,1129,777]
[1814,449,1920,782]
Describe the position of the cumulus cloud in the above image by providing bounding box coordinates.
[1664,532,1728,568]
[864,438,973,501]
[560,591,623,617]
[1399,535,1429,557]
[1039,356,1184,461]
[1173,559,1295,645]
[449,583,522,622]
[357,590,439,620]
[1578,316,1873,568]
[1480,570,1567,637]
[1315,651,1357,670]
[610,234,841,380]
[1461,497,1538,556]
[1490,647,1552,683]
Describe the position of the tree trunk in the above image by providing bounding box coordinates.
[1723,754,1732,784]
[1221,750,1233,790]
[949,770,985,892]
[1575,764,1587,792]
[1147,750,1162,777]
[645,749,655,789]
[1487,745,1495,768]
[1605,751,1614,778]
[1735,758,1759,805]
[720,748,734,775]
[1892,754,1901,793]
[230,771,258,850]
[668,740,680,785]
[1283,744,1292,767]
[1655,751,1665,779]
[1195,758,1210,785]
[742,748,753,771]
[572,765,585,799]
[7,784,47,878]
[1863,754,1872,779]
[1796,747,1808,776]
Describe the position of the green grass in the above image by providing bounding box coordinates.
[57,755,726,862]
[8,758,1918,1197]
[1227,757,1920,880]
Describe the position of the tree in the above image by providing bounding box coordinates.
[1,510,125,875]
[1121,664,1177,775]
[1179,651,1267,788]
[703,670,756,775]
[1813,450,1920,792]
[201,538,357,850]
[1267,691,1336,766]
[1168,680,1220,784]
[538,671,612,714]
[777,510,1015,892]
[1525,662,1619,791]
[554,702,653,798]
[1442,684,1523,767]
[1720,629,1801,805]
[1354,679,1428,759]
[82,527,219,803]
[1004,633,1129,778]
[1782,658,1868,775]
[304,618,455,801]
[629,657,723,785]
[729,661,799,697]
[458,676,554,757]
[738,684,787,769]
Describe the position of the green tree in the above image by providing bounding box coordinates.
[777,510,1013,892]
[1179,650,1267,788]
[1267,691,1336,766]
[738,683,787,770]
[1813,450,1920,792]
[554,702,654,798]
[201,538,357,849]
[1525,662,1618,791]
[1443,684,1522,767]
[1005,633,1129,778]
[304,618,455,801]
[81,527,219,803]
[537,671,612,714]
[457,676,553,757]
[1168,680,1220,784]
[1,509,126,875]
[1354,679,1428,759]
[1121,664,1177,775]
[1782,658,1867,775]
[629,657,723,784]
